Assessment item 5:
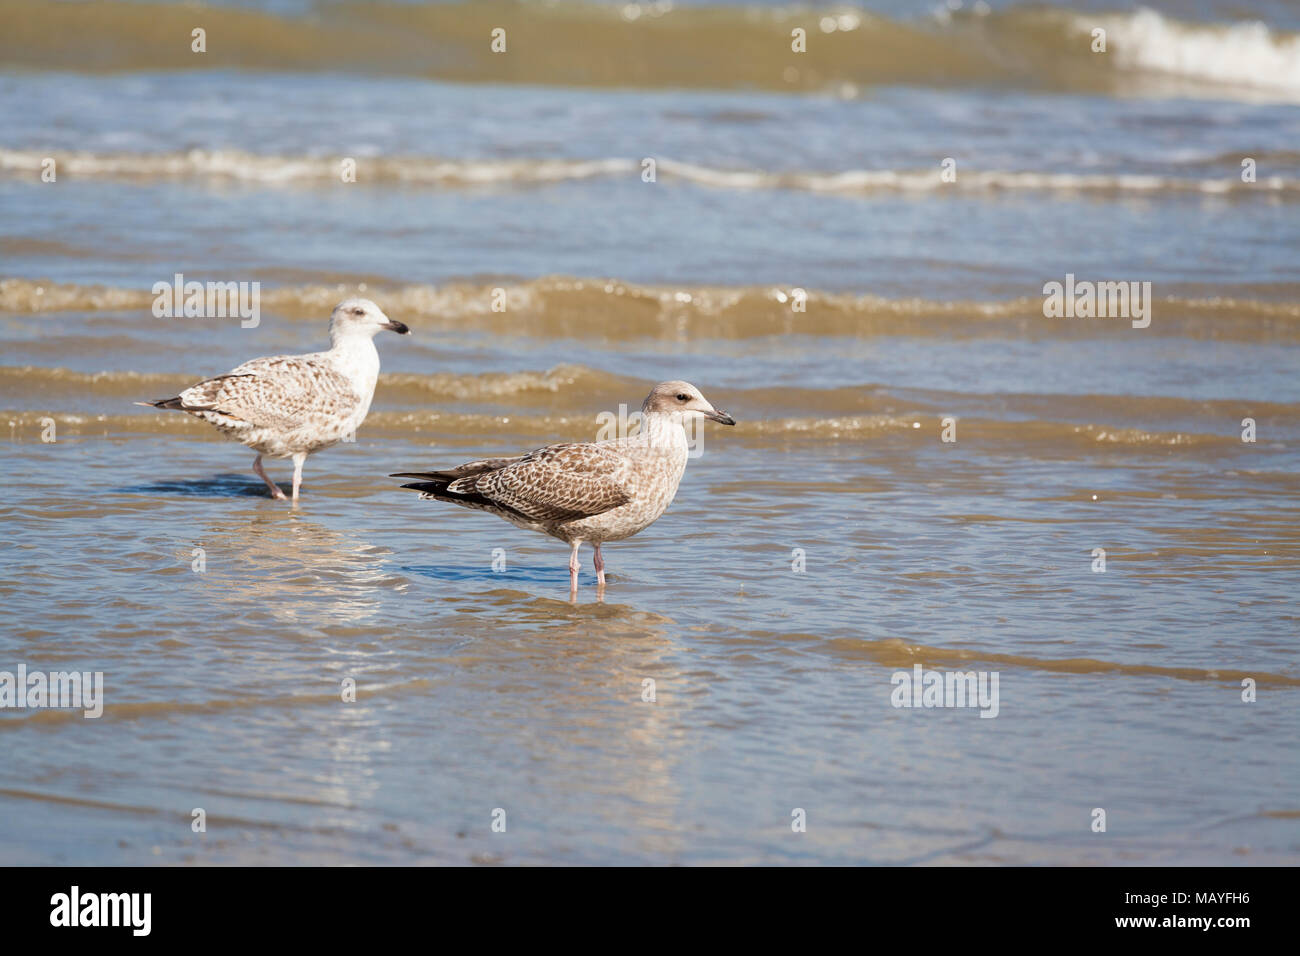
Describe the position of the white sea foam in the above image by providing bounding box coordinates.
[0,148,1292,196]
[1087,7,1300,100]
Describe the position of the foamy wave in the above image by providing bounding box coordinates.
[4,276,1300,343]
[1089,8,1300,99]
[0,148,1292,196]
[660,158,1294,197]
[10,364,1294,432]
[0,148,635,187]
[379,366,621,402]
[0,407,1246,456]
[3,0,1298,102]
[0,363,623,406]
[750,416,1224,448]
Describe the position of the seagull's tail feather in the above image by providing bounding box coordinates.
[391,470,467,484]
[392,475,455,497]
[393,473,484,504]
[391,472,531,521]
[137,396,217,412]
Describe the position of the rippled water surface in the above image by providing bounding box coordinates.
[1,0,1298,865]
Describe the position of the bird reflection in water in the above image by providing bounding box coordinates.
[195,508,398,628]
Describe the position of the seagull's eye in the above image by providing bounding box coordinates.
[676,393,688,402]
[352,308,364,316]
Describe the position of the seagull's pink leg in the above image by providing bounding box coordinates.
[569,540,582,597]
[592,543,606,586]
[253,455,288,500]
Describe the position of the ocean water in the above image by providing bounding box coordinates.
[0,0,1297,865]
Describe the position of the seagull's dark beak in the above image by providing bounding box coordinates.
[705,408,736,426]
[383,319,410,335]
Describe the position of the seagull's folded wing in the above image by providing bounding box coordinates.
[453,442,634,522]
[180,357,359,429]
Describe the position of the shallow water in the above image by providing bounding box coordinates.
[1,0,1298,865]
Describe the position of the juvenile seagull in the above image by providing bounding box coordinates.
[393,381,735,594]
[140,298,409,501]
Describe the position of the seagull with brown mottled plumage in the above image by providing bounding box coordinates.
[392,381,735,595]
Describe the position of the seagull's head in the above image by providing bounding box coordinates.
[642,380,735,426]
[329,297,409,342]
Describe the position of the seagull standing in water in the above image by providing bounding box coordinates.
[140,298,409,501]
[392,381,735,596]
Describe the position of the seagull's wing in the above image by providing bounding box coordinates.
[464,443,636,521]
[396,443,634,522]
[174,355,360,430]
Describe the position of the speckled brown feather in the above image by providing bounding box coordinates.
[181,356,361,432]
[447,442,635,522]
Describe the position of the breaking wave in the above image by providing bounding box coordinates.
[1,2,1299,102]
[3,276,1299,342]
